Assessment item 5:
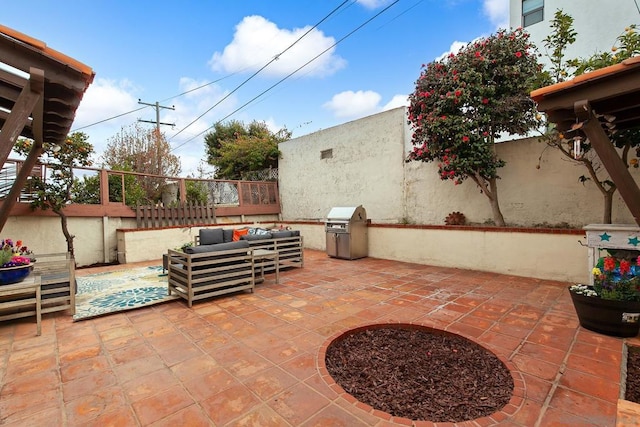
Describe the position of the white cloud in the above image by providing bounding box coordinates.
[483,0,510,30]
[383,94,409,110]
[73,78,139,132]
[209,15,346,78]
[356,0,394,9]
[435,40,468,61]
[323,90,382,118]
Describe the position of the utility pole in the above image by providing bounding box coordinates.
[138,100,175,175]
[138,99,175,133]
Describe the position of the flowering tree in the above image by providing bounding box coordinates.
[13,132,94,258]
[407,28,544,226]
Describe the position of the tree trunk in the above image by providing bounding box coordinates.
[470,173,506,227]
[55,209,75,258]
[603,191,613,224]
[488,177,505,226]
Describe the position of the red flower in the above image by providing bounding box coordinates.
[455,90,462,97]
[621,260,631,275]
[475,51,481,58]
[515,51,522,58]
[462,136,470,143]
[604,256,616,271]
[482,98,489,104]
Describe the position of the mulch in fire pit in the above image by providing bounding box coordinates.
[627,345,640,403]
[324,325,514,423]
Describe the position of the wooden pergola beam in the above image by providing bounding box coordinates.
[0,68,43,166]
[575,100,640,226]
[0,68,45,232]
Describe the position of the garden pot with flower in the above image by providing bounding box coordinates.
[569,253,640,338]
[0,239,35,285]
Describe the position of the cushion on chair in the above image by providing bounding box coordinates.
[199,228,224,245]
[185,240,250,254]
[222,229,234,243]
[271,230,293,239]
[240,233,273,241]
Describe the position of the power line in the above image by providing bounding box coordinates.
[168,0,353,141]
[70,71,246,134]
[170,0,401,151]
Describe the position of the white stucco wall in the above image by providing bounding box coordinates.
[279,107,411,223]
[1,216,136,267]
[509,0,638,64]
[279,107,640,227]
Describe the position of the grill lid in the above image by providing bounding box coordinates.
[326,205,366,221]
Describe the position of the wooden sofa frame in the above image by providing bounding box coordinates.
[167,245,255,307]
[194,233,304,274]
[245,236,304,274]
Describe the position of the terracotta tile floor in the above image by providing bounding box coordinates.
[1,249,639,426]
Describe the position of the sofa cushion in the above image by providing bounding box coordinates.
[199,228,224,245]
[222,229,234,243]
[232,228,250,241]
[271,230,293,239]
[185,240,250,254]
[241,233,273,241]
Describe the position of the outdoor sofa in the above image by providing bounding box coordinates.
[195,227,304,274]
[167,240,255,307]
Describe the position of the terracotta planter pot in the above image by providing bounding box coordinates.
[569,286,640,338]
[0,263,33,286]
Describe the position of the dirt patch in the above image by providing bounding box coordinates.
[627,345,640,403]
[324,325,513,423]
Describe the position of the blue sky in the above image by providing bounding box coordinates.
[2,0,509,176]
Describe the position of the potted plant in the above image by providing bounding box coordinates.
[569,252,640,337]
[0,239,35,285]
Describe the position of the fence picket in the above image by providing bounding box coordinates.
[134,201,217,228]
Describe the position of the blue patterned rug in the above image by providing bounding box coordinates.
[73,265,178,321]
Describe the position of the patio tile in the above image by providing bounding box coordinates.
[0,388,61,424]
[548,386,618,423]
[244,365,299,400]
[268,382,330,426]
[146,404,214,427]
[131,384,194,425]
[121,367,180,402]
[0,249,634,426]
[226,403,291,427]
[200,383,260,425]
[65,386,127,425]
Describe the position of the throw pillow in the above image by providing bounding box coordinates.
[200,228,224,245]
[232,228,249,241]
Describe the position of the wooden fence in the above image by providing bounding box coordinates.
[135,203,216,228]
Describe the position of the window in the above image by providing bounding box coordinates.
[522,0,543,27]
[320,149,333,160]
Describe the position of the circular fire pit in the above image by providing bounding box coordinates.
[321,324,514,423]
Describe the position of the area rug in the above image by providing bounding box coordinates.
[73,265,178,321]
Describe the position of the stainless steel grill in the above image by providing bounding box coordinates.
[325,205,368,259]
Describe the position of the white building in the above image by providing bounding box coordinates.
[510,0,639,64]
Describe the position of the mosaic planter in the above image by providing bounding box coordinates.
[0,263,34,286]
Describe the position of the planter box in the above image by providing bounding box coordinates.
[570,287,640,337]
